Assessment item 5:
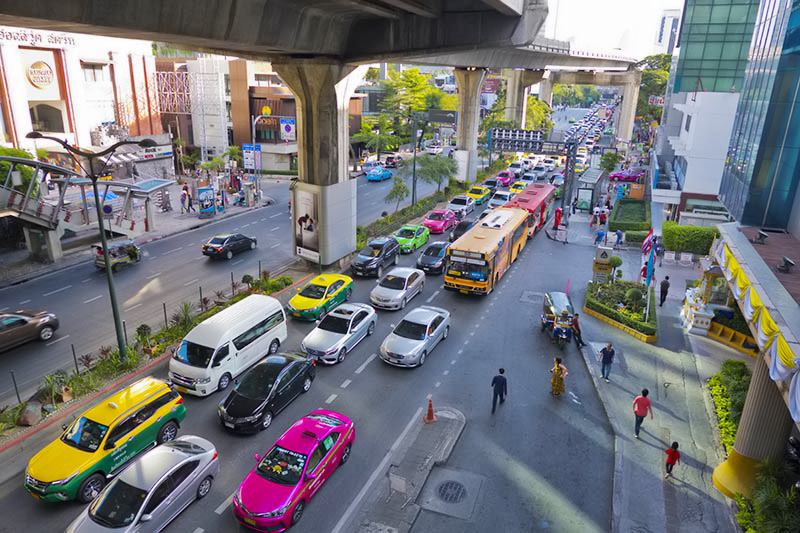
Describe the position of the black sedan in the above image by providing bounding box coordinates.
[217,353,315,433]
[202,233,257,259]
[416,242,450,274]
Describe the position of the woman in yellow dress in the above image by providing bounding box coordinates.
[550,357,568,396]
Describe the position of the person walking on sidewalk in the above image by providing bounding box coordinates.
[597,343,615,382]
[660,276,670,307]
[550,357,568,396]
[491,368,507,414]
[633,388,653,438]
[665,441,681,478]
[614,229,624,250]
[572,313,586,348]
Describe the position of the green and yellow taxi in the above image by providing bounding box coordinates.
[286,274,354,320]
[510,181,527,195]
[394,225,430,253]
[25,377,186,503]
[466,185,491,205]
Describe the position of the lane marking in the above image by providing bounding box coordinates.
[126,303,142,311]
[81,278,91,283]
[270,243,281,249]
[83,295,103,304]
[340,379,352,389]
[0,307,8,312]
[183,278,200,287]
[443,370,449,376]
[163,246,183,255]
[457,349,463,355]
[425,289,440,304]
[325,393,338,404]
[242,223,251,228]
[43,285,72,297]
[331,406,424,533]
[426,393,432,400]
[270,213,282,218]
[19,299,31,305]
[450,360,456,365]
[435,381,441,388]
[46,335,70,346]
[214,490,236,515]
[469,331,475,337]
[260,217,267,222]
[355,353,377,374]
[462,340,470,346]
[193,529,204,533]
[232,259,244,266]
[270,226,281,232]
[146,271,162,280]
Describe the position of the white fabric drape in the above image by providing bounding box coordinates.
[768,336,795,381]
[789,372,800,423]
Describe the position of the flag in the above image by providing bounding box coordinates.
[641,228,654,254]
[645,244,656,287]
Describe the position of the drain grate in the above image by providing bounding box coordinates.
[437,480,467,504]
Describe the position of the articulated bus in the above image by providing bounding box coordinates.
[506,182,557,237]
[444,207,529,294]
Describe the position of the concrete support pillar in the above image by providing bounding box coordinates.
[616,76,641,147]
[538,74,553,108]
[145,196,155,231]
[42,229,63,261]
[454,68,487,183]
[504,70,546,128]
[272,60,368,265]
[22,226,43,259]
[713,353,793,498]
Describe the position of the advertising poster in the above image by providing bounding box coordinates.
[576,188,593,211]
[293,188,319,262]
[198,187,215,216]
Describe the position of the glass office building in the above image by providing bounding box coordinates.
[719,0,800,228]
[673,0,760,93]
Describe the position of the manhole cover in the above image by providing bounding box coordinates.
[437,480,467,503]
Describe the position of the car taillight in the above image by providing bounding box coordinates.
[212,450,218,461]
[176,397,184,405]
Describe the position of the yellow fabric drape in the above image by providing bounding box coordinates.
[776,334,797,369]
[726,254,740,280]
[744,285,763,322]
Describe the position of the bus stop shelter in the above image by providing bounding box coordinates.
[575,168,604,211]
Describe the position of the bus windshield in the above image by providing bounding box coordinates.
[447,258,489,281]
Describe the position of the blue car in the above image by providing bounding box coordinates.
[367,167,392,182]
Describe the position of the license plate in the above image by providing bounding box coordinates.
[244,517,256,526]
[30,492,40,500]
[224,422,234,429]
[460,289,468,294]
[177,386,187,393]
[293,312,300,317]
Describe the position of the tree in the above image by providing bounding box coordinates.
[0,146,35,192]
[397,154,457,193]
[608,256,623,281]
[381,67,431,119]
[635,54,672,125]
[223,146,243,166]
[365,67,380,82]
[351,115,398,159]
[552,84,600,107]
[599,151,623,174]
[524,95,553,131]
[384,177,409,213]
[200,156,225,175]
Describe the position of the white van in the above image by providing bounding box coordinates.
[168,294,287,396]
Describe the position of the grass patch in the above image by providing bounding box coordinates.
[585,280,657,335]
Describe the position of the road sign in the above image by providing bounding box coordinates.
[595,246,613,263]
[243,143,261,171]
[428,110,457,123]
[102,204,113,215]
[593,259,613,273]
[280,118,296,141]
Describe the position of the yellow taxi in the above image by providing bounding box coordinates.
[466,185,492,205]
[510,181,528,194]
[286,274,354,320]
[25,377,186,503]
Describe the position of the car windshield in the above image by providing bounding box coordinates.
[359,244,382,258]
[162,440,206,455]
[299,284,327,299]
[235,363,282,399]
[493,193,509,201]
[208,237,226,245]
[317,315,350,334]
[427,212,445,221]
[306,413,344,426]
[423,245,446,257]
[257,445,307,485]
[450,198,466,206]
[397,228,415,239]
[174,340,215,368]
[484,180,497,187]
[468,188,483,195]
[393,320,427,340]
[61,416,109,452]
[88,479,147,528]
[379,275,406,290]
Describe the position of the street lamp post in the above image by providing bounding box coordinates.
[26,132,156,362]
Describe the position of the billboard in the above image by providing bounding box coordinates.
[198,187,215,215]
[294,188,320,262]
[648,95,665,106]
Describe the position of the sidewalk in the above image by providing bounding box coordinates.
[566,208,739,531]
[0,178,288,289]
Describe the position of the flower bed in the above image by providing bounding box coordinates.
[585,280,657,336]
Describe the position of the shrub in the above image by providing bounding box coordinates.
[734,493,756,533]
[608,199,651,231]
[624,230,650,244]
[708,359,751,454]
[585,281,657,335]
[661,221,719,255]
[712,307,751,337]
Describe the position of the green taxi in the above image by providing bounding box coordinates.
[394,225,430,254]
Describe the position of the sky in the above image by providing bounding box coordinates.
[541,0,686,59]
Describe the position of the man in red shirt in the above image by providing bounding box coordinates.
[633,388,653,438]
[665,441,681,478]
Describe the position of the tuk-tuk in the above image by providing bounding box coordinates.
[541,291,574,349]
[93,240,141,271]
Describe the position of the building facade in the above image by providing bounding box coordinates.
[719,0,800,232]
[655,9,682,55]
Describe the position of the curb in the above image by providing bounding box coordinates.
[583,304,657,343]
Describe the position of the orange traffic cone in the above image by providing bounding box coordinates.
[423,399,437,424]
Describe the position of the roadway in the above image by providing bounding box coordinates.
[0,199,614,532]
[0,171,439,405]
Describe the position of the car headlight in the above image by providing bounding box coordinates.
[196,377,212,384]
[51,470,81,486]
[286,303,296,312]
[325,346,339,355]
[253,503,291,518]
[243,413,261,423]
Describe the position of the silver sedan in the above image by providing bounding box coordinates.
[301,303,377,364]
[369,267,425,310]
[379,306,451,367]
[66,436,219,533]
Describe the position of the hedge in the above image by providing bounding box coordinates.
[708,359,751,455]
[585,281,658,336]
[623,230,650,244]
[661,221,719,255]
[608,199,651,231]
[257,169,298,176]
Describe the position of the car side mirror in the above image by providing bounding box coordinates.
[139,514,152,523]
[254,454,261,462]
[62,424,68,431]
[104,440,116,450]
[305,473,317,481]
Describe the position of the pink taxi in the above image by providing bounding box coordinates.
[495,170,515,186]
[422,209,456,234]
[233,410,355,531]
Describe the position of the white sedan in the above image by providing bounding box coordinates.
[370,267,426,310]
[446,195,475,217]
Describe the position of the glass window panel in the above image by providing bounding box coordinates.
[685,42,706,59]
[703,43,724,59]
[708,23,728,34]
[710,5,731,23]
[729,5,750,23]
